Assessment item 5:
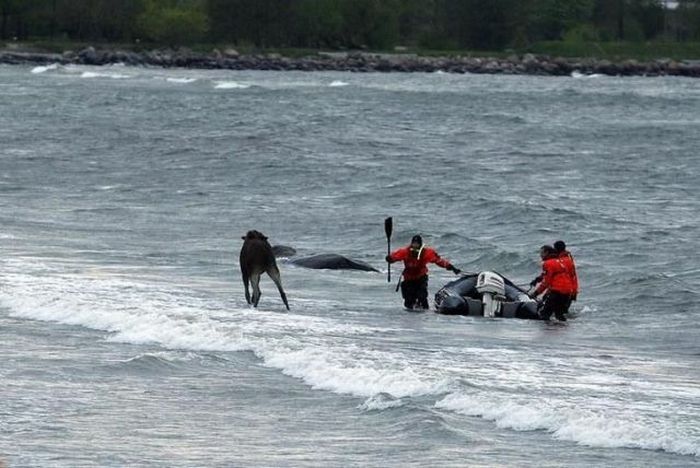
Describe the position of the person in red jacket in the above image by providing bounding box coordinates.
[554,240,579,302]
[530,245,577,321]
[530,240,579,301]
[386,235,461,309]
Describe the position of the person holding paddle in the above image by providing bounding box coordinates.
[386,235,461,310]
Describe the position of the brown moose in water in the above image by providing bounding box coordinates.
[239,230,290,310]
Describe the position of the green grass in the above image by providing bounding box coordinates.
[528,41,700,61]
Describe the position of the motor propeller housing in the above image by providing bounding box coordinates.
[476,271,506,318]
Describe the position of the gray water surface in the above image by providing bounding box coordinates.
[1,64,699,467]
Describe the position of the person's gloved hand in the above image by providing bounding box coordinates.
[385,255,392,263]
[529,279,538,287]
[448,265,461,275]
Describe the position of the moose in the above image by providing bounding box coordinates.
[239,230,290,310]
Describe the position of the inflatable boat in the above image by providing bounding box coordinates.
[434,271,542,320]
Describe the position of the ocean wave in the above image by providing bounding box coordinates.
[480,112,528,124]
[358,392,406,411]
[262,345,454,398]
[0,257,378,335]
[107,351,197,373]
[436,393,699,457]
[571,71,603,79]
[328,80,349,87]
[166,77,198,84]
[80,71,132,79]
[214,81,251,89]
[0,259,452,400]
[31,63,59,74]
[3,258,697,459]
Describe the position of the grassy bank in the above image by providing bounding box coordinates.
[528,41,700,61]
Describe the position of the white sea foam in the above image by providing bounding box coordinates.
[0,259,444,401]
[1,273,447,400]
[262,346,451,398]
[3,258,698,458]
[80,71,131,79]
[571,71,603,79]
[358,393,406,411]
[329,80,349,87]
[121,351,200,365]
[31,63,59,74]
[166,77,198,84]
[214,81,251,89]
[436,393,700,457]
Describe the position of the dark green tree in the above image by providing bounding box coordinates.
[137,0,207,45]
[527,0,596,40]
[294,0,344,48]
[338,0,399,49]
[2,0,699,51]
[676,0,700,39]
[443,0,520,50]
[206,0,295,47]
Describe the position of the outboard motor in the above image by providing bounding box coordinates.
[476,271,506,318]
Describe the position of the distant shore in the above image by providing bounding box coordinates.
[2,45,700,78]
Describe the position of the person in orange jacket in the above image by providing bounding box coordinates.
[530,245,577,321]
[554,240,579,302]
[530,239,579,301]
[386,235,461,310]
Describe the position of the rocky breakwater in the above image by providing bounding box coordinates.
[2,46,700,78]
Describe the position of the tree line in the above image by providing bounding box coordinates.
[2,0,700,50]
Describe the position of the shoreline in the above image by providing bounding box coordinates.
[2,46,700,78]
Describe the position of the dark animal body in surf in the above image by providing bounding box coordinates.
[290,254,379,272]
[240,230,290,310]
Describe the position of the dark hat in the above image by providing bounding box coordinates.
[540,244,556,255]
[411,235,423,245]
[553,240,566,252]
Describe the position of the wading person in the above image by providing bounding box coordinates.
[530,240,579,303]
[554,240,579,305]
[386,235,460,310]
[530,245,576,321]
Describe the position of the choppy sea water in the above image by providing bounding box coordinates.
[1,63,699,467]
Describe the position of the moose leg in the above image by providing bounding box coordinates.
[241,268,251,305]
[267,266,290,311]
[250,272,262,307]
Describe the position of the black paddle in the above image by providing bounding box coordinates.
[384,217,393,283]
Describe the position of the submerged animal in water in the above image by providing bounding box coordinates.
[290,253,379,272]
[239,230,290,310]
[271,245,297,258]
